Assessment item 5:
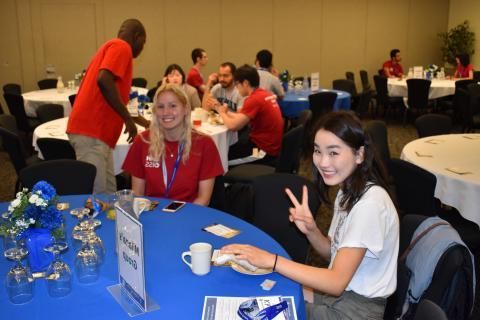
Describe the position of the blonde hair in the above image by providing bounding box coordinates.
[146,83,192,163]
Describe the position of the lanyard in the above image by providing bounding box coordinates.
[162,141,185,198]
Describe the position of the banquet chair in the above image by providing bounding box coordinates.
[413,299,447,320]
[414,114,452,138]
[345,71,355,82]
[209,175,227,212]
[439,79,477,121]
[68,94,76,108]
[0,114,29,152]
[18,159,96,195]
[359,70,377,115]
[36,138,76,160]
[147,86,158,101]
[332,79,359,109]
[224,125,304,184]
[252,173,321,263]
[387,158,437,217]
[473,71,480,82]
[365,120,391,168]
[405,79,432,124]
[373,75,403,119]
[464,83,480,132]
[3,93,41,133]
[356,90,373,119]
[36,103,64,123]
[3,83,21,95]
[308,91,337,124]
[37,78,57,90]
[132,77,147,88]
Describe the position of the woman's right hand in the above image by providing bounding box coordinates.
[285,186,318,236]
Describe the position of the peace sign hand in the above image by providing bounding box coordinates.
[285,186,318,236]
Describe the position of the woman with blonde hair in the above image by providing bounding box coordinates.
[122,83,224,205]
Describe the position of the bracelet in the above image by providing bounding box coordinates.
[273,254,278,271]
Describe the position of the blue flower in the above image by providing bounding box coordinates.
[24,204,40,221]
[39,206,62,230]
[32,181,56,202]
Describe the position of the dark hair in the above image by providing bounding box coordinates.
[256,49,273,68]
[191,48,205,64]
[220,62,236,74]
[390,49,400,59]
[312,111,391,213]
[234,64,260,88]
[456,53,470,67]
[164,64,186,84]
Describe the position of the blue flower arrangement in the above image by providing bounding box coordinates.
[0,181,63,240]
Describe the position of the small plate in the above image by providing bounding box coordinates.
[231,262,272,275]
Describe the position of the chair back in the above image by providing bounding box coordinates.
[19,159,96,195]
[345,71,355,82]
[0,126,27,174]
[209,175,226,212]
[37,104,64,123]
[3,93,31,132]
[414,114,452,138]
[455,79,476,92]
[473,70,480,82]
[359,70,371,91]
[147,87,158,102]
[36,138,76,160]
[68,94,76,108]
[387,158,436,217]
[275,125,304,174]
[356,90,372,118]
[132,77,148,88]
[308,91,337,124]
[406,79,431,110]
[373,75,389,106]
[37,78,57,90]
[332,79,357,96]
[0,114,20,134]
[413,299,448,320]
[456,87,472,132]
[253,173,321,263]
[365,120,390,167]
[3,83,21,95]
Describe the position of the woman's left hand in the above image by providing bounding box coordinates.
[221,244,276,269]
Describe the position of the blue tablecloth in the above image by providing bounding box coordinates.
[0,195,305,319]
[279,89,351,117]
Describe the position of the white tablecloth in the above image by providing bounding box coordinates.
[388,78,455,99]
[401,134,480,227]
[33,117,237,174]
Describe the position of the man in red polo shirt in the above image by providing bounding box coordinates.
[215,64,283,165]
[383,49,404,78]
[67,19,146,193]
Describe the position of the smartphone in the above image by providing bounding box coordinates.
[162,201,186,213]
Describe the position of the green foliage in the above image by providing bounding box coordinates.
[439,20,475,65]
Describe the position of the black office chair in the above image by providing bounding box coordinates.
[3,83,21,95]
[413,299,447,320]
[365,120,391,167]
[36,138,76,160]
[414,114,452,138]
[373,75,403,119]
[68,94,77,108]
[252,173,321,263]
[132,77,148,88]
[224,125,304,184]
[36,104,64,123]
[37,78,58,90]
[3,93,41,133]
[405,79,431,124]
[19,159,96,195]
[387,158,437,218]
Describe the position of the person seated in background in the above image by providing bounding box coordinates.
[186,48,217,99]
[255,49,284,99]
[214,64,283,165]
[163,64,201,109]
[222,111,399,320]
[203,62,245,112]
[383,49,404,78]
[453,53,474,79]
[122,84,224,206]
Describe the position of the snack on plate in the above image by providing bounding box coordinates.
[85,198,109,212]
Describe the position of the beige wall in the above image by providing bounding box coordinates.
[448,0,480,66]
[1,0,450,113]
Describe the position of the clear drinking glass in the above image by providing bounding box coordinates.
[44,241,71,297]
[4,238,34,304]
[74,231,99,284]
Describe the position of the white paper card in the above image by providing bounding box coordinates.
[413,66,423,79]
[203,224,240,238]
[127,99,139,117]
[310,72,320,92]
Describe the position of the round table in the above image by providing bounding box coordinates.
[387,78,455,99]
[279,89,351,118]
[32,117,236,174]
[401,134,480,227]
[0,195,305,319]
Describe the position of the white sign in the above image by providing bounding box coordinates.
[115,205,146,311]
[310,72,320,92]
[413,66,423,79]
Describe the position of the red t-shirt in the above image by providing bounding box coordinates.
[67,38,133,148]
[122,131,224,202]
[383,60,404,77]
[186,67,204,98]
[456,63,474,78]
[240,88,284,156]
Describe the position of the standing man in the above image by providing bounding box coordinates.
[186,48,217,99]
[214,65,283,165]
[255,49,284,99]
[203,62,244,112]
[383,49,404,78]
[67,18,146,194]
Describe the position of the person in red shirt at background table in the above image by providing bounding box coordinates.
[453,53,474,79]
[186,48,217,100]
[383,49,404,78]
[122,84,223,206]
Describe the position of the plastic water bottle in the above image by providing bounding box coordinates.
[56,76,65,93]
[303,75,309,91]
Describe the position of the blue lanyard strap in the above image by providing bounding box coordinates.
[162,141,185,198]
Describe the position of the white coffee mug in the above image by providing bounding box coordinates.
[181,242,212,276]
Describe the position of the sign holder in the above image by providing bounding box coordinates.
[107,204,159,317]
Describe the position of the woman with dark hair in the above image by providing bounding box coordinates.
[222,111,399,319]
[454,53,474,79]
[163,64,201,109]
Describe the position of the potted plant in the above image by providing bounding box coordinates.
[438,20,475,67]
